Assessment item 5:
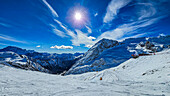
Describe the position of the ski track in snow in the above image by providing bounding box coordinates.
[0,50,170,96]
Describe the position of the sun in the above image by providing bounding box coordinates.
[74,12,82,20]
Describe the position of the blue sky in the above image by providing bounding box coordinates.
[0,0,170,53]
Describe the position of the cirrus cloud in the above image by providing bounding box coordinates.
[98,16,165,41]
[100,0,169,41]
[42,0,59,18]
[103,0,131,23]
[0,34,28,44]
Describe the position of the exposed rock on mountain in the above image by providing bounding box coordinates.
[0,36,169,75]
[0,46,83,74]
[66,36,170,75]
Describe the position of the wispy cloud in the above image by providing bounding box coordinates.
[54,19,66,29]
[53,28,66,38]
[53,19,78,39]
[98,16,165,41]
[0,34,27,44]
[137,3,156,20]
[103,0,131,23]
[85,25,92,33]
[43,2,95,48]
[0,43,7,45]
[0,22,11,28]
[71,30,96,48]
[119,33,147,42]
[42,0,69,38]
[47,0,167,49]
[50,24,67,37]
[50,45,73,49]
[100,0,169,41]
[42,0,59,18]
[53,19,71,32]
[53,20,95,48]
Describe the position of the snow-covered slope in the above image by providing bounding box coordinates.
[72,49,170,95]
[0,49,170,96]
[66,36,170,75]
[78,49,170,82]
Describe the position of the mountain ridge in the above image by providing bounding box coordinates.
[65,35,170,75]
[0,36,169,75]
[0,46,83,74]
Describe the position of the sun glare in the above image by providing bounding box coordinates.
[75,12,82,20]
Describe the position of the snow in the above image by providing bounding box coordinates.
[80,49,170,81]
[0,49,170,96]
[0,65,118,96]
[0,46,84,74]
[66,36,170,75]
[65,39,120,75]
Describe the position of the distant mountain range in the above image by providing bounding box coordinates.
[0,46,83,74]
[0,35,169,75]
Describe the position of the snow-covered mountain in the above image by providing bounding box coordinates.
[0,36,169,75]
[0,46,83,74]
[66,35,170,75]
[0,36,169,95]
[0,49,170,96]
[0,46,35,55]
[0,51,50,73]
